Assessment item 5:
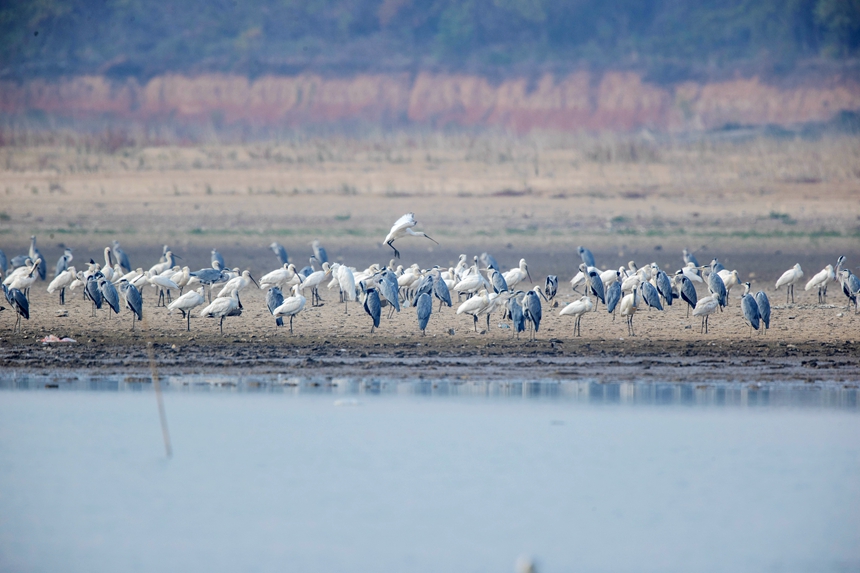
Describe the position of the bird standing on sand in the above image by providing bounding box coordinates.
[775,263,803,304]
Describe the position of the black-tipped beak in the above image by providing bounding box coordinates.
[250,275,259,288]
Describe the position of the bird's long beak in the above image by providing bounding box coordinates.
[425,234,440,245]
[526,267,533,283]
[250,275,259,288]
[537,288,548,302]
[174,254,183,260]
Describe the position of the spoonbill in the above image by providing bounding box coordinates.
[48,265,76,305]
[805,264,834,304]
[504,259,533,289]
[199,289,241,334]
[384,213,438,259]
[619,286,639,336]
[693,294,720,334]
[560,295,593,336]
[775,263,803,304]
[273,284,307,334]
[168,287,206,331]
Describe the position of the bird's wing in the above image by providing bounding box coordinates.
[389,213,416,234]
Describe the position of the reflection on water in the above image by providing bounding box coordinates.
[1,371,857,409]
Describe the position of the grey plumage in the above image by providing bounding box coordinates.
[119,280,143,330]
[99,278,120,316]
[509,296,525,337]
[710,258,725,274]
[312,240,328,264]
[85,276,103,315]
[3,284,29,331]
[270,242,289,265]
[641,281,663,310]
[416,292,432,334]
[544,275,558,301]
[0,249,7,274]
[480,252,500,272]
[55,248,72,277]
[112,241,132,273]
[378,270,401,316]
[741,286,760,333]
[680,276,698,316]
[656,270,673,306]
[489,268,509,294]
[432,271,452,308]
[524,290,542,339]
[364,288,381,332]
[267,286,285,327]
[755,291,771,330]
[588,270,605,304]
[578,246,595,268]
[683,249,699,268]
[211,249,225,269]
[412,273,434,305]
[606,281,621,314]
[708,271,727,308]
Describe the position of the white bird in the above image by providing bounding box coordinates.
[47,265,77,305]
[692,294,720,334]
[337,263,357,312]
[300,262,331,306]
[681,262,704,283]
[384,213,439,259]
[217,270,258,298]
[457,289,490,332]
[148,251,176,276]
[273,284,306,334]
[619,286,640,336]
[559,295,594,336]
[805,264,835,304]
[775,263,803,304]
[7,258,41,294]
[260,263,299,290]
[503,259,532,289]
[147,271,180,306]
[198,289,240,334]
[453,269,487,297]
[167,287,205,331]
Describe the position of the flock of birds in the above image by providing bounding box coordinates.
[2,213,859,339]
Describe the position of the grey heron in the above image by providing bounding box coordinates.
[678,275,698,317]
[99,278,120,318]
[363,287,382,333]
[28,236,46,281]
[416,292,432,335]
[523,288,543,341]
[112,241,132,273]
[2,284,28,332]
[578,246,596,268]
[270,242,289,265]
[640,280,663,311]
[432,269,452,311]
[707,269,727,309]
[311,240,328,264]
[605,280,621,319]
[710,258,725,274]
[85,275,103,317]
[508,294,526,338]
[384,213,438,259]
[266,286,285,327]
[190,264,228,302]
[683,248,699,268]
[655,269,673,306]
[740,283,760,335]
[544,275,558,301]
[838,270,859,313]
[0,249,6,275]
[119,280,143,331]
[55,248,73,277]
[489,268,509,294]
[211,248,225,269]
[755,290,771,332]
[480,252,500,272]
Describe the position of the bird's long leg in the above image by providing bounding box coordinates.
[370,324,375,334]
[387,241,400,259]
[486,314,491,333]
[60,288,65,305]
[344,299,348,315]
[686,305,689,318]
[289,315,294,335]
[473,315,478,332]
[219,316,224,335]
[167,290,172,304]
[131,313,135,332]
[186,311,191,332]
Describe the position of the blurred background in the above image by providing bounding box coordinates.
[0,0,858,272]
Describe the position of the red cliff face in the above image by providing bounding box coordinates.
[1,71,858,132]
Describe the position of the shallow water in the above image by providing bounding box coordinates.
[1,377,858,573]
